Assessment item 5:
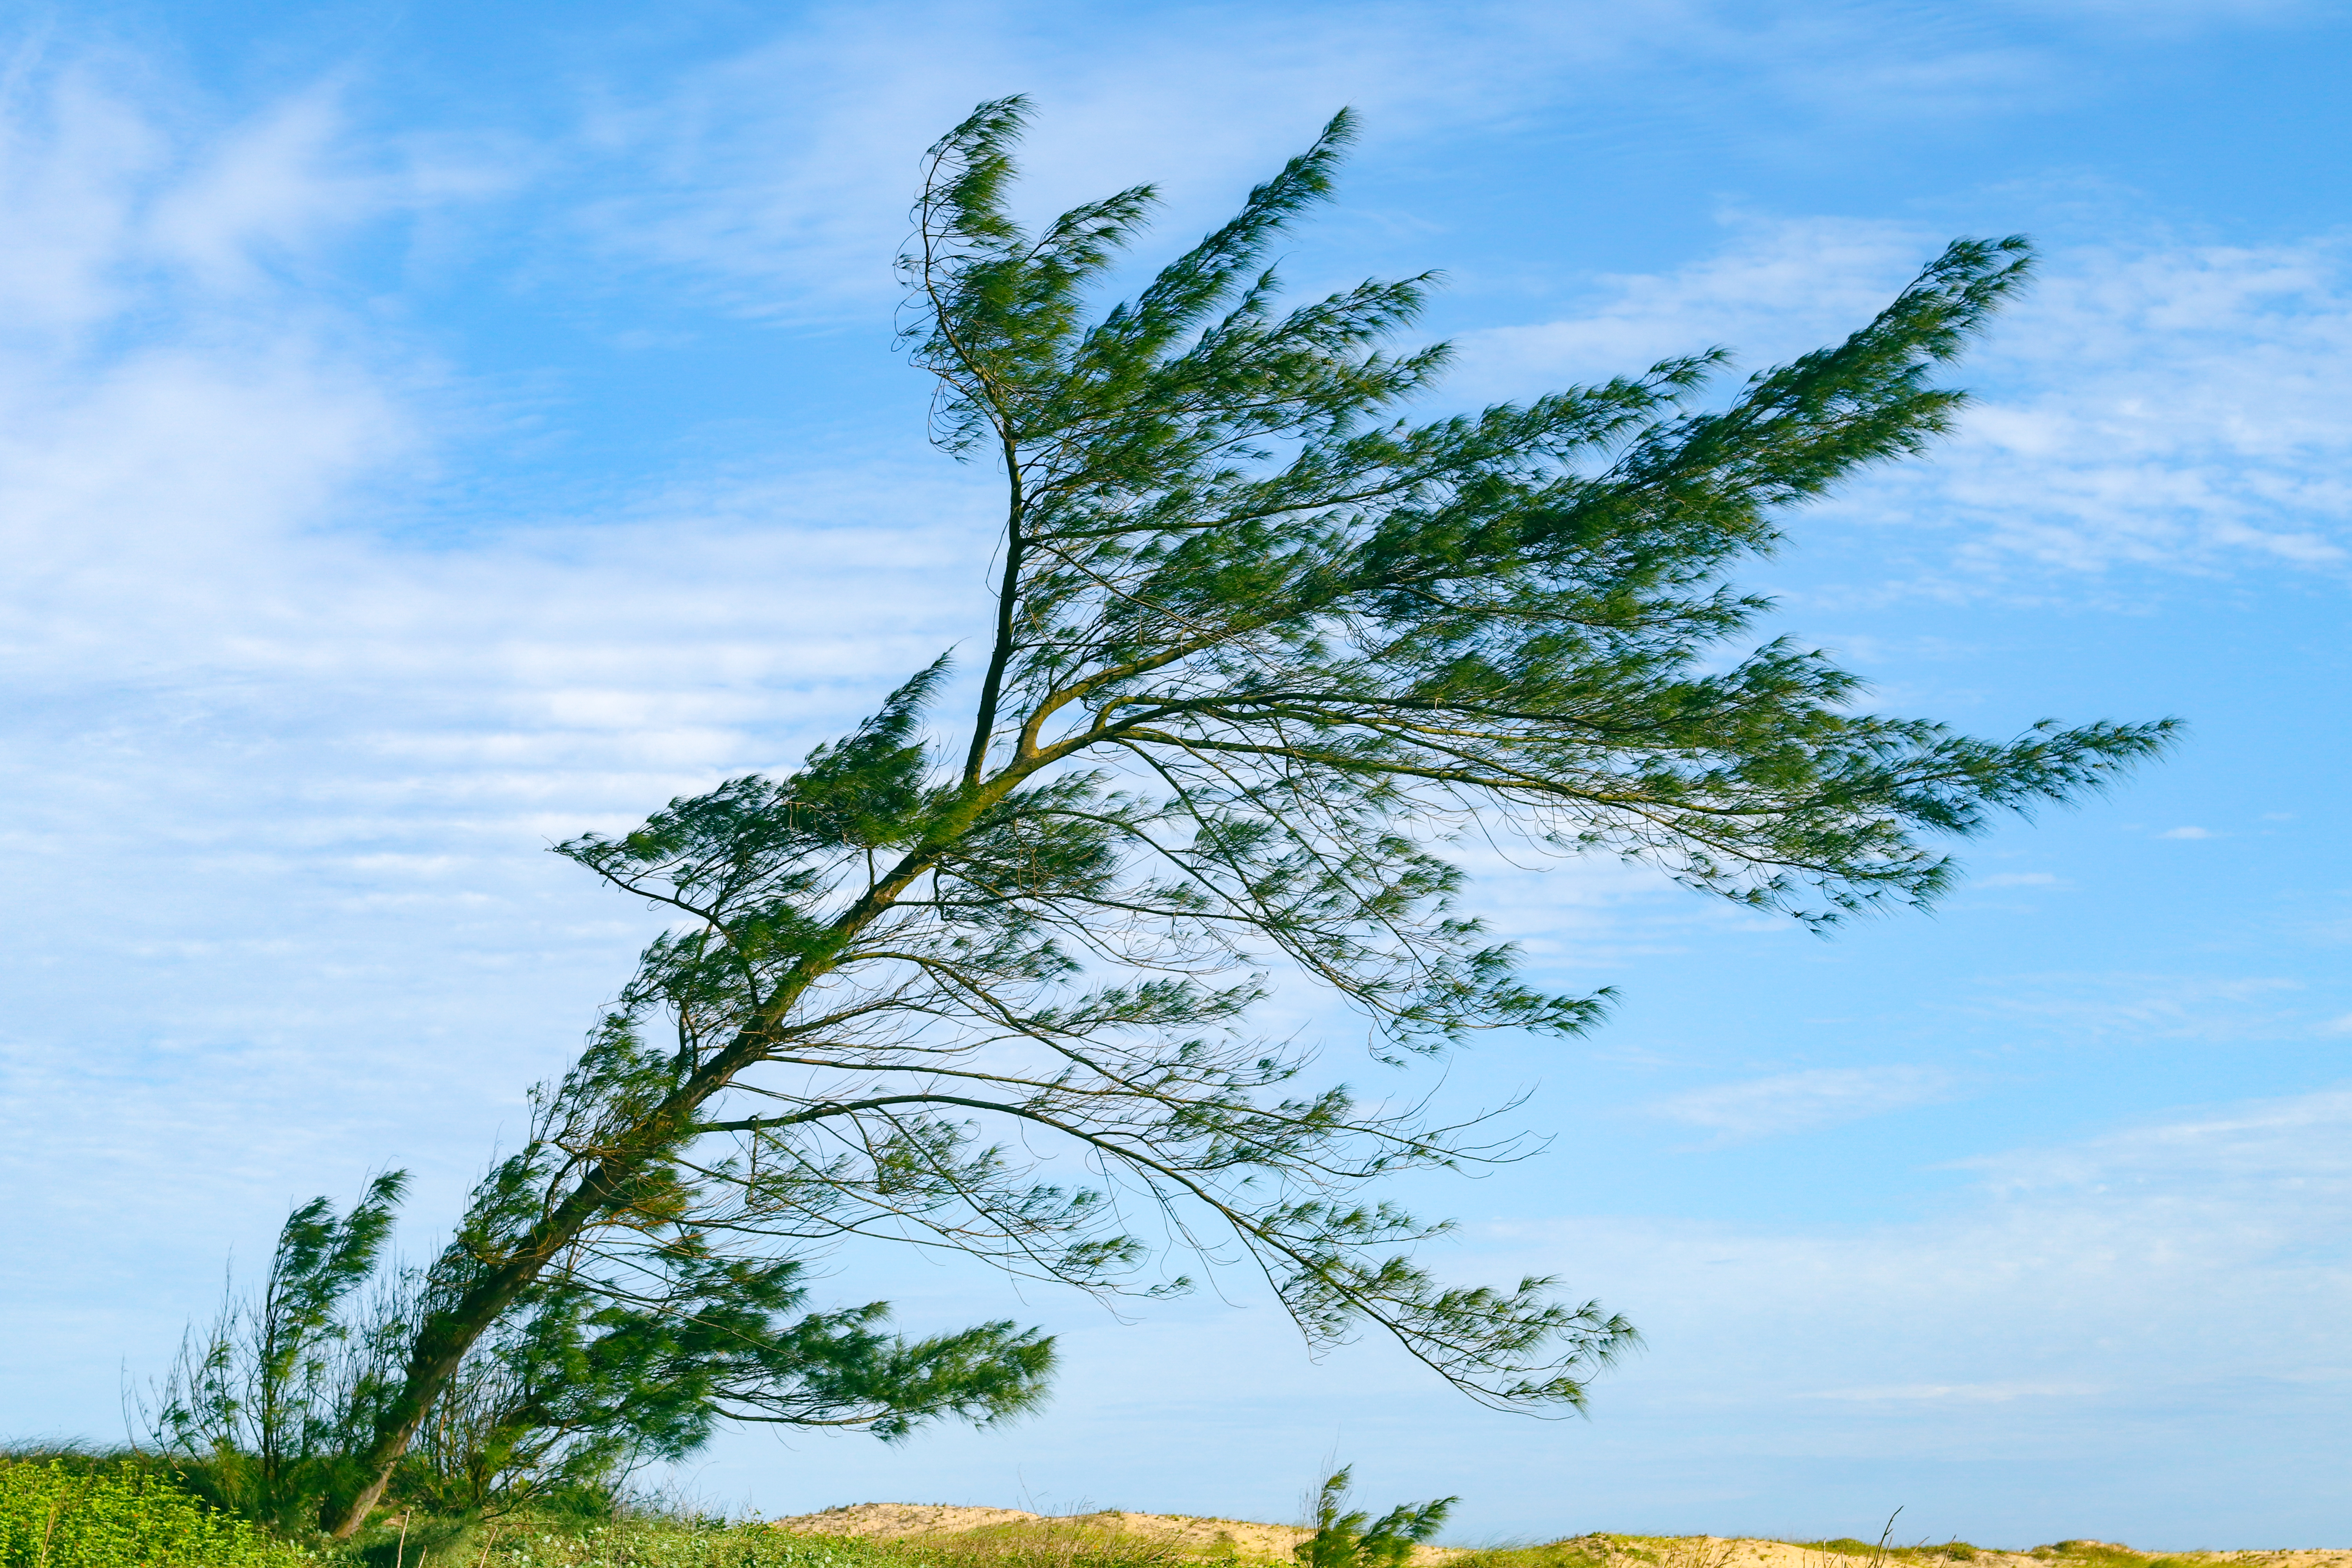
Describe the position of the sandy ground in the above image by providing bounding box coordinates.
[767,1507,2352,1568]
[1629,1544,2352,1568]
[768,1502,1459,1563]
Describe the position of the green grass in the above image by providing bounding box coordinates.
[2029,1544,2218,1568]
[341,1522,1206,1568]
[0,1447,1211,1568]
[1459,1535,1990,1568]
[1460,1537,1693,1568]
[350,1520,899,1568]
[1797,1539,1984,1563]
[1454,1534,2230,1568]
[0,1452,2262,1568]
[1456,1539,1613,1568]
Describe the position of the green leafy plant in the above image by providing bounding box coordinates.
[1295,1470,1454,1568]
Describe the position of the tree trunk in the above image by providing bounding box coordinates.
[326,789,1009,1538]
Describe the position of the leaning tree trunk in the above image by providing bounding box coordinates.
[325,814,996,1539]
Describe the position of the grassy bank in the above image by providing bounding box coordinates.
[0,1452,2284,1568]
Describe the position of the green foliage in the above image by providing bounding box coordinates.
[326,1506,1225,1568]
[393,1235,1050,1512]
[1295,1470,1454,1568]
[156,1164,1051,1527]
[149,1174,407,1533]
[1453,1539,1612,1568]
[1800,1543,1982,1564]
[1461,1536,1995,1568]
[314,98,2172,1534]
[2028,1545,2211,1568]
[0,1459,312,1567]
[347,1518,1200,1568]
[334,1516,865,1568]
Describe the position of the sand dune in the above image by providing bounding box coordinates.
[769,1502,1459,1563]
[768,1506,2352,1568]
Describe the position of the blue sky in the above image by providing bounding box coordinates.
[2,0,2349,1550]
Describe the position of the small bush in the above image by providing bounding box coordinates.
[1294,1470,1454,1568]
[2033,1545,2148,1568]
[0,1459,312,1567]
[1797,1537,1982,1565]
[1456,1539,1612,1568]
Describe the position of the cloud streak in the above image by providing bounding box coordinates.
[1650,1065,1962,1142]
[1455,216,2352,591]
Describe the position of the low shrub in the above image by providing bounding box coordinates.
[399,1522,1164,1568]
[0,1459,312,1567]
[400,1520,868,1568]
[1455,1539,1612,1568]
[1798,1536,1984,1563]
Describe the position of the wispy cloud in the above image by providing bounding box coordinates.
[1651,1064,1960,1142]
[1959,972,2310,1042]
[2002,0,2318,32]
[558,0,2110,318]
[1452,215,1941,397]
[0,53,1006,1407]
[1801,1380,2102,1404]
[1459,1084,2352,1537]
[1955,1083,2352,1194]
[1898,237,2352,582]
[1453,216,2352,593]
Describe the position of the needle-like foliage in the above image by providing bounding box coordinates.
[327,99,2174,1536]
[150,1175,407,1533]
[1296,1467,1456,1568]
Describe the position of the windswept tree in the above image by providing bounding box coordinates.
[323,99,2171,1536]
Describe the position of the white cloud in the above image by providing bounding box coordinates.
[2156,825,2214,839]
[1960,972,2308,1042]
[1998,0,2316,31]
[1975,870,2064,887]
[0,56,1007,1442]
[1485,1085,2352,1468]
[1453,215,1936,395]
[1651,1064,1960,1142]
[567,0,1671,315]
[1953,1083,2352,1199]
[1801,1380,2101,1404]
[0,58,510,339]
[1906,238,2352,581]
[556,0,2136,319]
[1452,217,2352,592]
